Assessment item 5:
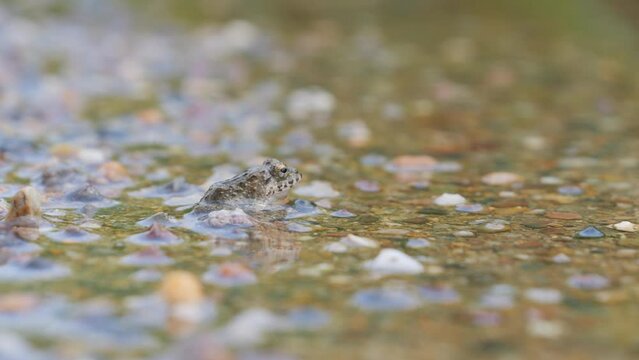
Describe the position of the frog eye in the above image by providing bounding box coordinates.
[280,167,288,174]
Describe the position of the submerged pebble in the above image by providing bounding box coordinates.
[127,223,183,246]
[576,226,605,239]
[137,213,180,228]
[58,184,118,209]
[330,209,356,218]
[363,249,424,276]
[48,226,100,244]
[207,209,253,228]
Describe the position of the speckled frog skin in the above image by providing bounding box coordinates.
[195,159,302,212]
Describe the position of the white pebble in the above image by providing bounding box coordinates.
[611,221,638,232]
[552,253,571,264]
[340,234,378,248]
[481,172,523,186]
[363,249,424,276]
[434,193,466,206]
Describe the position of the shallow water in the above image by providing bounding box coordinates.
[1,1,639,359]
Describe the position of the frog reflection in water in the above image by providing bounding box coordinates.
[194,158,302,213]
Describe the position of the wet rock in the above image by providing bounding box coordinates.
[127,223,183,246]
[47,226,100,244]
[293,181,340,198]
[363,249,424,276]
[481,172,523,186]
[203,262,257,287]
[576,226,605,239]
[120,247,174,266]
[6,187,41,222]
[434,193,466,206]
[137,212,179,228]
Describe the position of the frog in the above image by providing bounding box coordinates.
[194,158,302,213]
